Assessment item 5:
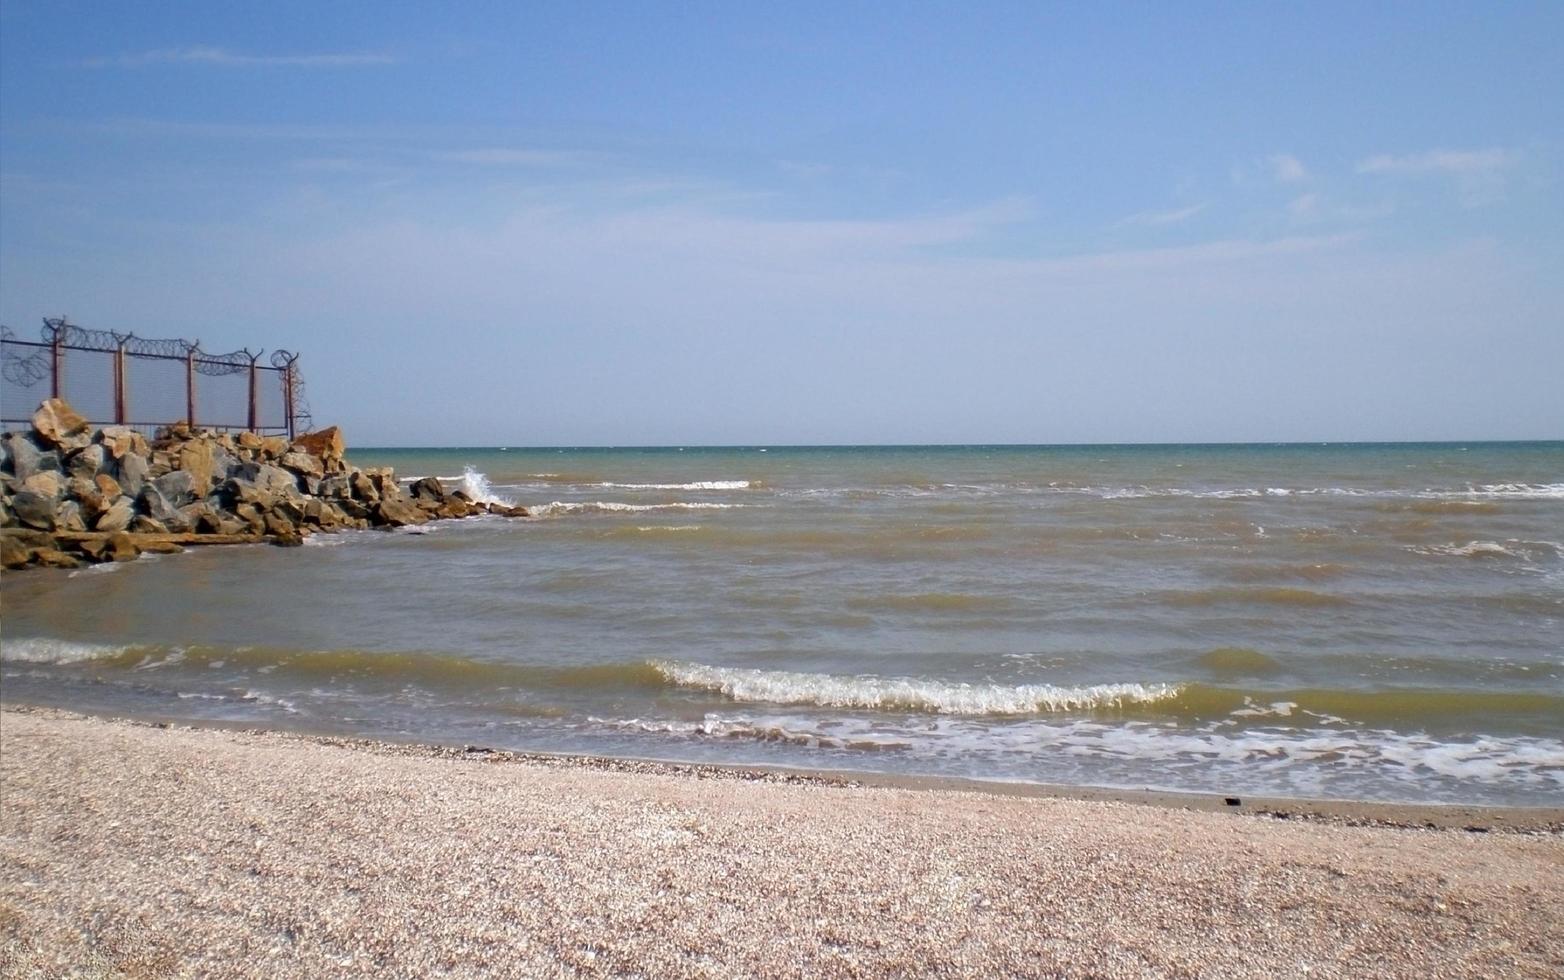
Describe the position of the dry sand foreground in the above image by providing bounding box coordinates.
[1,709,1560,978]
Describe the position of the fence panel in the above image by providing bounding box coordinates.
[0,319,308,436]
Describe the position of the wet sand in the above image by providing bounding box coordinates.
[2,707,1561,977]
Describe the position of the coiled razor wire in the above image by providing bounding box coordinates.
[0,326,51,387]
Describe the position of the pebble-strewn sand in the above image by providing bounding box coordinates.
[2,709,1560,978]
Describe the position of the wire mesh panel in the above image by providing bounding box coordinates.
[0,337,53,425]
[57,346,118,424]
[124,355,193,432]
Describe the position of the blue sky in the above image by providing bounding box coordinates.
[2,2,1560,444]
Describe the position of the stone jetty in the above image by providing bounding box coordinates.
[1,399,530,570]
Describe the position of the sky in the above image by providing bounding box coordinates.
[2,2,1560,445]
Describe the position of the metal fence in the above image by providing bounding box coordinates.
[1,317,312,437]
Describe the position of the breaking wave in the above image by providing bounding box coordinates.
[458,466,513,507]
[650,660,1179,715]
[531,501,739,516]
[596,480,756,491]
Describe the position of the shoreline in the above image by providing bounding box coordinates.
[3,705,1561,976]
[7,704,1561,833]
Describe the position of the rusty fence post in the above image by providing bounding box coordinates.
[114,339,129,425]
[247,352,260,432]
[283,358,297,441]
[48,318,64,400]
[185,344,198,426]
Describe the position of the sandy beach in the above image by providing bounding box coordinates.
[0,707,1559,977]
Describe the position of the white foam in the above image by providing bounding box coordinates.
[635,525,702,532]
[533,501,739,516]
[650,660,1179,715]
[597,480,753,491]
[1,637,127,665]
[459,465,513,507]
[68,562,126,578]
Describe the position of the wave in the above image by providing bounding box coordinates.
[1160,587,1352,608]
[458,466,513,507]
[1411,540,1563,561]
[596,480,757,491]
[650,660,1178,715]
[1195,647,1283,675]
[844,592,1013,613]
[1,637,141,665]
[531,501,739,516]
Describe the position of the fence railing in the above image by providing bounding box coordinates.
[1,317,312,438]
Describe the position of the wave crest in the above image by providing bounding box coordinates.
[650,660,1179,715]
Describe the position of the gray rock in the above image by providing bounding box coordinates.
[232,462,300,496]
[117,451,150,496]
[96,496,135,532]
[280,452,324,478]
[153,469,198,507]
[56,499,87,533]
[136,483,178,524]
[130,515,169,534]
[409,476,447,503]
[2,432,53,482]
[12,491,58,530]
[66,444,107,481]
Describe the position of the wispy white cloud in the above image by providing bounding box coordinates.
[1115,203,1206,227]
[1269,154,1309,183]
[433,148,589,167]
[83,47,397,69]
[1356,148,1517,176]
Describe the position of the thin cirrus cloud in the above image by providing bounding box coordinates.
[1268,154,1309,183]
[1356,148,1517,176]
[1115,203,1207,227]
[82,46,397,69]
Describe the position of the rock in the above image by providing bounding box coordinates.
[66,444,106,481]
[31,399,89,447]
[148,450,176,479]
[97,428,139,462]
[96,496,135,532]
[68,475,99,501]
[232,462,300,496]
[33,547,81,569]
[409,476,447,503]
[77,536,113,561]
[374,496,427,527]
[136,483,179,524]
[153,470,198,507]
[94,473,123,498]
[279,452,324,478]
[56,500,87,532]
[237,431,264,451]
[108,532,141,562]
[130,515,169,534]
[117,451,150,496]
[0,496,11,527]
[293,426,345,460]
[349,470,379,503]
[263,512,297,537]
[12,491,58,530]
[317,474,351,499]
[178,439,228,492]
[260,436,290,460]
[2,533,39,568]
[21,471,65,500]
[2,431,49,480]
[178,502,224,534]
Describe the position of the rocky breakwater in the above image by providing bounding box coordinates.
[1,398,530,570]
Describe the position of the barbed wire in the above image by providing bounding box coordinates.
[0,325,51,387]
[271,349,314,431]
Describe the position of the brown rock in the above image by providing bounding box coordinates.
[237,431,264,451]
[178,439,224,491]
[263,512,297,537]
[131,516,169,534]
[292,426,345,461]
[33,548,81,569]
[279,452,324,478]
[374,496,427,528]
[21,471,64,499]
[260,435,290,459]
[31,398,89,447]
[107,532,142,562]
[95,497,135,533]
[12,491,58,530]
[94,473,122,497]
[1,534,34,568]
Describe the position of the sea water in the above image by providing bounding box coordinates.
[4,442,1561,805]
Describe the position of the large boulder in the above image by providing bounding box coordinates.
[153,469,198,507]
[31,399,89,447]
[11,491,58,530]
[293,426,345,461]
[21,471,64,500]
[117,451,150,496]
[56,500,87,532]
[374,496,427,527]
[136,483,180,525]
[97,426,146,461]
[95,496,135,532]
[178,439,230,492]
[409,476,447,503]
[232,462,299,496]
[108,532,141,562]
[279,452,324,478]
[2,431,53,481]
[66,444,107,481]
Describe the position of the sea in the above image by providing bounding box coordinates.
[3,442,1562,806]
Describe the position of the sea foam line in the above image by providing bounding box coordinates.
[597,480,754,491]
[650,660,1179,715]
[533,501,739,515]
